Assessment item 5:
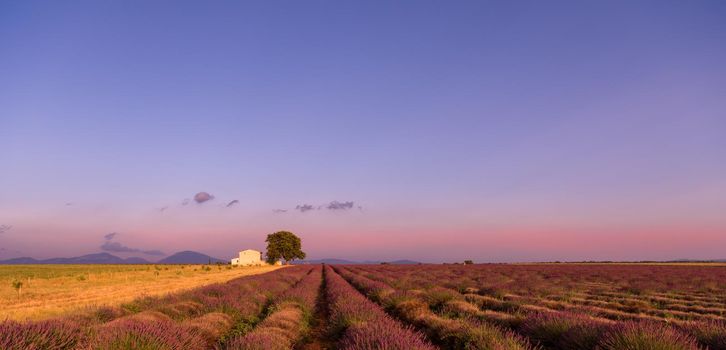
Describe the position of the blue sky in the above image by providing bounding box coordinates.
[1,1,725,262]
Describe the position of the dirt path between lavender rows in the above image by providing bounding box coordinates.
[297,265,336,350]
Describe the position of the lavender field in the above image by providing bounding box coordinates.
[1,264,725,349]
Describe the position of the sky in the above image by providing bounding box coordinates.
[1,1,725,263]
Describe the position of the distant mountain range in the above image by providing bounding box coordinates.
[0,251,226,265]
[0,253,149,265]
[157,251,227,264]
[291,258,421,265]
[0,252,417,265]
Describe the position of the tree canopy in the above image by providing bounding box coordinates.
[265,231,306,264]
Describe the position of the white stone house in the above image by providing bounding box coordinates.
[231,249,262,266]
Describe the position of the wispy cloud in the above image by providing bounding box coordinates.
[194,192,215,204]
[101,232,165,256]
[327,200,355,210]
[0,225,12,234]
[273,209,288,214]
[289,201,361,213]
[226,200,239,207]
[295,204,315,213]
[181,198,190,206]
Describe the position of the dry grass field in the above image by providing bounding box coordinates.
[0,264,282,321]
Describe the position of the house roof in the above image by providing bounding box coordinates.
[240,249,261,253]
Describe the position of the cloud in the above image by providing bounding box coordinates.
[65,202,73,206]
[290,201,361,213]
[226,200,239,207]
[100,233,165,256]
[0,225,12,234]
[159,206,168,212]
[181,198,190,206]
[194,192,215,204]
[295,204,315,213]
[327,200,355,210]
[273,209,288,214]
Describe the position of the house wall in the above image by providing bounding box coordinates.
[237,250,262,265]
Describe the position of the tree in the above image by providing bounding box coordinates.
[12,280,22,297]
[464,260,474,265]
[265,231,306,264]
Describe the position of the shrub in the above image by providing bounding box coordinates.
[598,321,699,350]
[226,307,304,350]
[12,280,23,297]
[184,312,234,343]
[519,312,612,350]
[339,321,432,350]
[679,320,726,350]
[0,320,81,350]
[93,319,206,350]
[424,287,459,312]
[90,306,127,323]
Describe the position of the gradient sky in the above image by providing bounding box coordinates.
[2,1,725,262]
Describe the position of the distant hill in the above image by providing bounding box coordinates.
[0,253,151,264]
[388,259,421,264]
[124,256,152,264]
[292,258,421,265]
[157,251,226,264]
[0,257,41,264]
[0,251,228,265]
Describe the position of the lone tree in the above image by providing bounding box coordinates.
[265,231,306,264]
[12,280,22,297]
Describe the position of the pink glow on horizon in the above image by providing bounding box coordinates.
[6,214,723,263]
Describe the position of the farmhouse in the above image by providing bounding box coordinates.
[231,249,263,266]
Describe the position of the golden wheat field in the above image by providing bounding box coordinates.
[0,264,282,321]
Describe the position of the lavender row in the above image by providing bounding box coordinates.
[225,265,323,349]
[325,265,436,350]
[334,266,533,350]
